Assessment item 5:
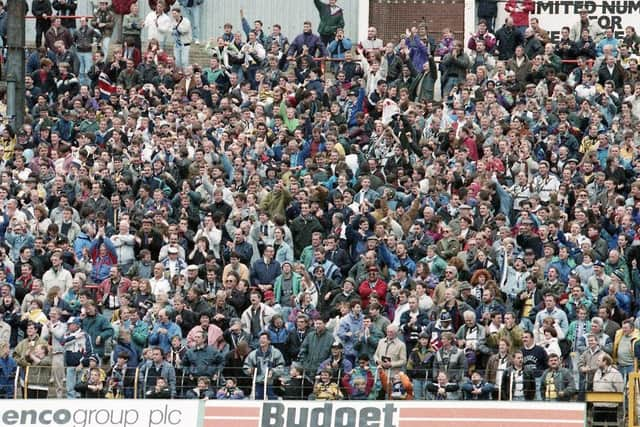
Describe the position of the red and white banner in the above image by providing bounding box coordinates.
[202,400,586,427]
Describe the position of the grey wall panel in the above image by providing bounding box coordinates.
[23,1,361,49]
[138,0,360,45]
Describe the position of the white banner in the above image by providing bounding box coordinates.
[495,0,639,42]
[0,400,200,427]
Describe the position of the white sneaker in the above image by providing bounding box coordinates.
[194,39,200,45]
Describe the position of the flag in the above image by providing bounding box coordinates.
[98,72,116,100]
[381,98,400,126]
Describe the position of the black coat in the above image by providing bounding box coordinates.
[495,25,523,60]
[477,0,498,16]
[501,366,536,400]
[598,63,625,88]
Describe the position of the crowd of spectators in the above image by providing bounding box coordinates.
[0,2,640,417]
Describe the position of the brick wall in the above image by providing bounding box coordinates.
[369,0,466,44]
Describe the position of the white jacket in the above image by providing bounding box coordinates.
[144,11,172,42]
[173,16,192,46]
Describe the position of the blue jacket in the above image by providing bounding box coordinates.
[337,313,364,357]
[407,35,431,71]
[74,232,92,258]
[250,259,282,287]
[0,355,16,397]
[265,324,288,346]
[182,345,224,377]
[148,320,182,354]
[287,31,328,58]
[89,236,117,283]
[4,231,34,262]
[112,341,140,368]
[327,37,353,60]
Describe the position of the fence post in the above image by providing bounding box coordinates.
[250,368,258,400]
[13,366,20,399]
[133,367,139,399]
[23,366,29,399]
[263,368,269,400]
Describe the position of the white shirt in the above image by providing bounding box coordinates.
[150,276,171,297]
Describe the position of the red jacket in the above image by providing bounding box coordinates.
[112,0,136,15]
[505,0,535,27]
[358,279,387,309]
[97,277,131,305]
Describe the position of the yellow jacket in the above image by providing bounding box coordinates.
[612,327,640,364]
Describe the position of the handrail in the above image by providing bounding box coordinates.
[25,15,93,19]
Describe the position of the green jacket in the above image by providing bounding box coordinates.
[259,188,292,219]
[132,320,150,355]
[314,0,345,37]
[279,101,300,133]
[299,328,334,374]
[273,272,302,305]
[82,314,114,357]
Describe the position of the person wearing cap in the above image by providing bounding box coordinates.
[587,260,612,303]
[161,245,187,282]
[318,341,352,379]
[62,317,92,398]
[184,264,205,292]
[358,264,388,310]
[570,7,604,43]
[186,311,225,351]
